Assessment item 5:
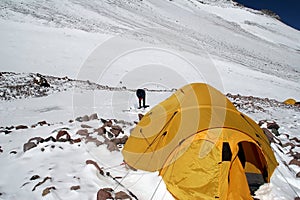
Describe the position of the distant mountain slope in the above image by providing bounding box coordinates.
[1,0,299,83]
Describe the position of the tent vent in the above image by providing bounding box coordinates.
[222,142,232,161]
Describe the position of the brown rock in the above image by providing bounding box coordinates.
[101,119,112,127]
[89,113,98,120]
[94,127,106,135]
[267,121,280,130]
[37,121,48,126]
[281,142,296,148]
[296,172,300,178]
[85,136,102,146]
[76,129,89,136]
[291,137,300,143]
[28,137,44,144]
[115,191,132,200]
[70,185,80,190]
[106,141,119,152]
[289,159,300,167]
[110,125,123,137]
[23,142,37,152]
[138,114,144,121]
[82,115,89,122]
[56,130,71,141]
[81,124,93,129]
[97,188,113,200]
[42,186,56,196]
[16,125,28,130]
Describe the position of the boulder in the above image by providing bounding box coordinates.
[89,113,98,120]
[110,125,123,137]
[115,191,132,200]
[56,130,71,141]
[94,127,106,135]
[81,124,93,129]
[23,142,37,152]
[82,115,89,122]
[70,185,80,190]
[97,188,113,200]
[289,159,300,167]
[76,129,89,136]
[16,125,28,130]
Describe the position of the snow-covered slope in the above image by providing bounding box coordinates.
[0,0,300,199]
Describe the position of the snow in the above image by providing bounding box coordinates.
[0,0,300,199]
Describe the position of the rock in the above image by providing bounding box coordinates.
[289,159,300,167]
[30,175,40,180]
[115,191,132,200]
[23,142,37,152]
[72,138,81,143]
[281,142,296,149]
[267,121,280,130]
[44,136,56,142]
[85,136,102,146]
[37,121,48,126]
[291,137,300,143]
[69,120,74,123]
[76,129,89,136]
[94,127,106,135]
[111,136,128,145]
[81,124,93,129]
[42,186,56,196]
[271,128,280,136]
[97,188,113,200]
[138,114,144,121]
[70,185,80,190]
[106,141,119,152]
[292,152,300,160]
[101,119,112,127]
[28,137,44,144]
[56,130,71,141]
[89,113,98,120]
[110,125,123,137]
[296,172,300,178]
[75,117,83,122]
[82,115,89,122]
[16,125,28,130]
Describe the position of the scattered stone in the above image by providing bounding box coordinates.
[107,132,114,138]
[56,130,71,141]
[296,172,300,178]
[289,159,300,167]
[81,124,93,129]
[37,121,48,126]
[89,113,98,120]
[138,114,144,121]
[42,186,56,196]
[44,136,56,142]
[0,146,3,153]
[281,142,296,149]
[291,137,300,143]
[10,150,17,154]
[110,125,123,137]
[69,120,74,123]
[72,138,81,143]
[76,129,89,136]
[82,115,89,122]
[97,188,113,200]
[106,141,119,152]
[30,175,40,180]
[266,121,280,130]
[28,137,44,144]
[32,177,52,191]
[16,125,28,130]
[94,127,106,135]
[86,160,104,176]
[75,117,83,122]
[115,191,132,200]
[111,136,128,145]
[23,142,37,152]
[85,136,102,146]
[70,185,80,190]
[101,119,112,127]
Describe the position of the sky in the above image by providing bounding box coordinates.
[235,0,300,31]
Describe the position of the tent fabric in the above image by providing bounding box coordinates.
[122,83,278,199]
[283,98,296,105]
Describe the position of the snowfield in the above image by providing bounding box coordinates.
[0,0,299,199]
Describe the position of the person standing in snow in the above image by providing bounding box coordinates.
[136,89,146,109]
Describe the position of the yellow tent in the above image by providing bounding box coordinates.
[122,83,278,199]
[283,98,296,105]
